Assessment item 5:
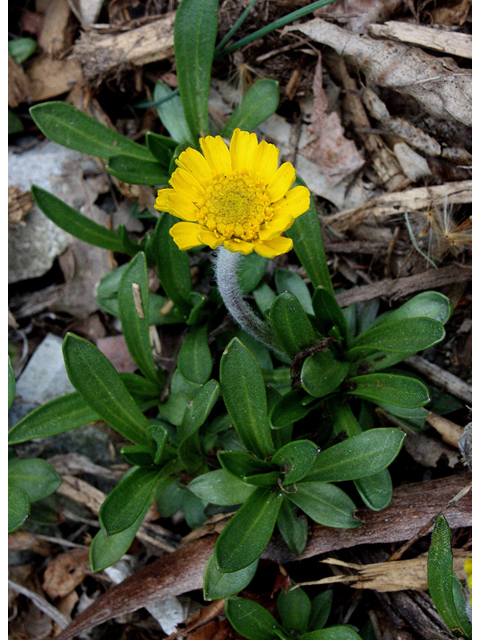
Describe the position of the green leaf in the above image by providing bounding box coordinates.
[355,469,393,511]
[174,0,218,139]
[375,291,453,327]
[153,213,193,314]
[8,458,62,503]
[9,109,24,134]
[304,429,404,483]
[189,469,255,506]
[222,79,280,138]
[270,292,318,358]
[218,451,278,486]
[285,176,333,296]
[121,373,163,402]
[215,488,284,572]
[177,324,212,385]
[145,131,177,167]
[204,553,258,600]
[146,425,168,465]
[8,357,15,409]
[220,338,275,459]
[99,467,163,535]
[270,388,316,429]
[312,286,348,341]
[277,500,308,556]
[9,38,37,64]
[8,392,99,444]
[347,373,430,408]
[8,484,30,532]
[63,333,150,445]
[225,597,283,640]
[153,82,192,144]
[272,440,319,485]
[106,155,168,185]
[309,590,333,631]
[300,628,362,640]
[348,318,445,359]
[428,516,472,638]
[237,252,269,295]
[275,268,314,315]
[179,379,220,443]
[30,101,154,160]
[289,482,360,529]
[277,583,311,634]
[120,444,155,467]
[118,252,159,383]
[301,350,349,398]
[253,281,277,317]
[31,186,125,252]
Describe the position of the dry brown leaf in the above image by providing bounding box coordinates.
[8,185,35,227]
[8,54,32,107]
[8,531,52,557]
[42,548,91,599]
[315,0,404,33]
[38,0,75,57]
[300,53,364,185]
[25,54,83,102]
[291,19,472,126]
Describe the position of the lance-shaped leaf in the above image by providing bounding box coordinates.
[204,553,258,601]
[29,101,155,160]
[8,484,30,533]
[222,79,280,138]
[177,323,212,385]
[174,0,218,140]
[106,155,168,186]
[215,488,284,572]
[272,440,319,485]
[355,469,393,512]
[237,252,269,295]
[118,252,159,383]
[270,388,317,429]
[178,379,220,443]
[301,350,349,398]
[347,373,430,408]
[189,469,255,506]
[277,499,308,556]
[218,451,279,487]
[154,82,192,144]
[270,292,318,358]
[63,333,150,445]
[312,286,348,340]
[304,429,404,483]
[225,597,284,640]
[375,291,453,327]
[286,176,334,296]
[309,590,333,631]
[220,338,275,459]
[301,629,363,640]
[275,268,313,314]
[277,583,311,635]
[31,186,125,253]
[145,130,177,167]
[8,458,62,503]
[289,482,360,529]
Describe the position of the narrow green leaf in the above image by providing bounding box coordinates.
[106,155,168,185]
[270,388,316,429]
[272,440,319,485]
[285,177,334,296]
[277,583,311,634]
[375,291,453,327]
[277,499,308,556]
[218,451,278,486]
[312,286,348,341]
[237,252,269,295]
[146,425,168,465]
[30,101,154,160]
[355,469,393,511]
[8,458,62,503]
[253,281,277,317]
[189,469,255,506]
[99,467,162,535]
[300,628,362,640]
[31,186,125,252]
[9,38,37,64]
[153,82,192,144]
[289,482,360,529]
[9,109,24,134]
[225,596,282,640]
[348,373,430,408]
[222,79,280,138]
[309,590,333,631]
[145,131,177,167]
[179,379,220,443]
[8,484,30,533]
[177,324,212,385]
[304,429,405,483]
[301,350,349,398]
[270,292,318,358]
[428,516,471,638]
[275,268,314,315]
[63,333,150,445]
[118,252,159,383]
[204,554,258,600]
[153,213,192,314]
[215,488,283,572]
[220,338,275,459]
[174,0,218,139]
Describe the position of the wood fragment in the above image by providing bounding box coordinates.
[368,21,472,59]
[38,0,75,57]
[8,53,32,107]
[8,579,70,630]
[425,413,464,448]
[8,185,34,227]
[334,264,471,308]
[25,54,83,102]
[73,13,175,84]
[404,355,472,404]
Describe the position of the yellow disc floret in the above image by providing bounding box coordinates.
[155,128,310,257]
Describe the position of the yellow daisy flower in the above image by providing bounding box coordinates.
[155,129,310,258]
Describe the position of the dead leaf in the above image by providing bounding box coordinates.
[402,429,460,469]
[38,0,76,57]
[300,53,364,185]
[315,0,404,33]
[43,548,91,599]
[8,185,34,227]
[8,54,32,107]
[25,54,83,102]
[291,19,472,126]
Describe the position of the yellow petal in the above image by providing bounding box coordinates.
[169,222,203,250]
[155,189,198,221]
[200,135,232,176]
[223,238,254,255]
[198,228,225,249]
[230,129,258,173]
[170,167,205,202]
[176,147,213,186]
[267,162,296,202]
[258,213,293,241]
[273,185,310,218]
[254,236,293,258]
[251,140,279,184]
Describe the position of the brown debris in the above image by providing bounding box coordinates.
[25,54,84,102]
[8,54,32,107]
[42,548,91,599]
[8,185,34,228]
[38,0,76,57]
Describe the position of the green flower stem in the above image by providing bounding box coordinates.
[215,247,280,352]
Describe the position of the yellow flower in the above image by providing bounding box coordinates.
[155,129,310,257]
[465,558,472,603]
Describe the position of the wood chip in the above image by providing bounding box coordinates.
[425,413,465,448]
[368,21,472,59]
[8,54,32,107]
[38,0,75,57]
[25,54,83,102]
[8,185,34,227]
[404,354,472,404]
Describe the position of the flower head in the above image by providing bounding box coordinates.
[155,129,310,257]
